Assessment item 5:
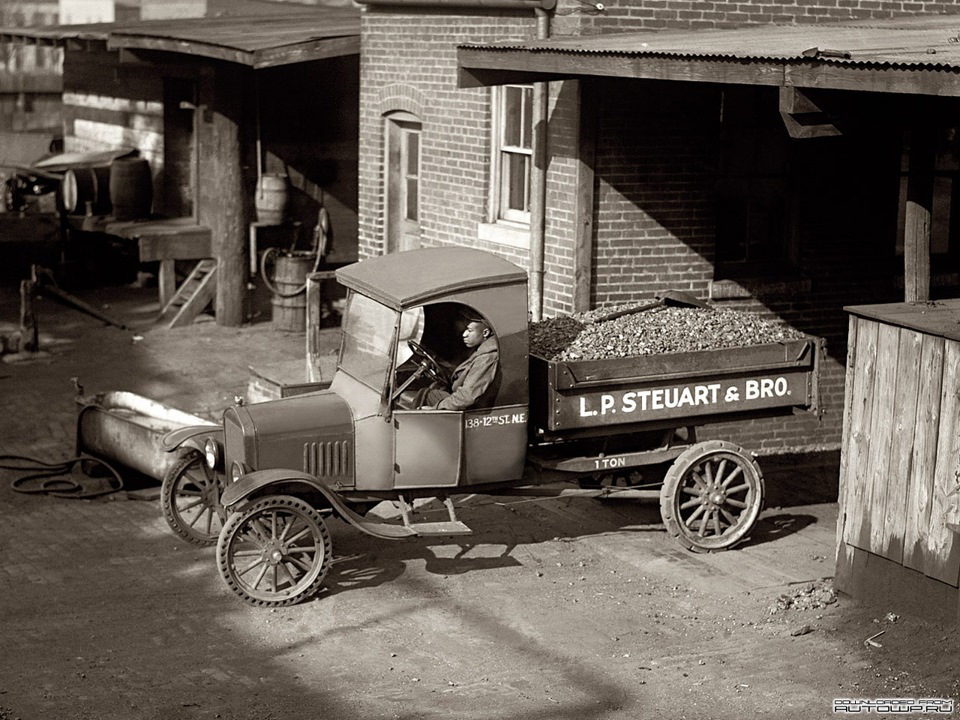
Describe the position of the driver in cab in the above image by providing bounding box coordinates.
[415,316,499,411]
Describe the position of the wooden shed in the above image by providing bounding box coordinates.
[837,302,960,624]
[1,7,360,327]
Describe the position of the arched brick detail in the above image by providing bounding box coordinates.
[375,84,426,120]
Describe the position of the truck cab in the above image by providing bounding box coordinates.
[218,247,530,506]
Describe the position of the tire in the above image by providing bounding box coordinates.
[160,452,226,546]
[660,440,764,553]
[216,494,332,607]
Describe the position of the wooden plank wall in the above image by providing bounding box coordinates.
[839,316,960,588]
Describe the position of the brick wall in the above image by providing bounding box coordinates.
[358,9,538,261]
[572,0,960,32]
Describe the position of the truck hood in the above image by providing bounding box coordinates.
[224,390,354,479]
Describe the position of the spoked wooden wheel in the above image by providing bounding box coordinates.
[160,452,226,546]
[660,440,764,553]
[216,495,332,607]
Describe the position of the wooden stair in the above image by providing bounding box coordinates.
[157,258,217,328]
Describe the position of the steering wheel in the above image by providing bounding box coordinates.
[407,340,448,385]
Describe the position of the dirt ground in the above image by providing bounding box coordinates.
[1,280,958,720]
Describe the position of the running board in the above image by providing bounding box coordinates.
[398,495,472,537]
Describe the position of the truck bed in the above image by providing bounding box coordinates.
[529,337,822,433]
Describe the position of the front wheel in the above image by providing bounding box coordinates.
[660,440,764,553]
[216,495,332,607]
[160,452,226,546]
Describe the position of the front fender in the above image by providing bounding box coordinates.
[223,469,414,541]
[161,425,223,453]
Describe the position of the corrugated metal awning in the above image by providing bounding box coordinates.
[457,15,960,96]
[0,7,360,68]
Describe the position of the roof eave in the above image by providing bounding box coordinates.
[457,45,960,97]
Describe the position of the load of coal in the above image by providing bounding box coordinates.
[529,303,809,361]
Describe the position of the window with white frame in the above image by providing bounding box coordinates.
[491,84,533,225]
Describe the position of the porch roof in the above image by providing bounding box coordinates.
[457,15,960,96]
[0,7,360,68]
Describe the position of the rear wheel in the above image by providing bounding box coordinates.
[660,440,764,553]
[217,495,332,607]
[160,452,225,546]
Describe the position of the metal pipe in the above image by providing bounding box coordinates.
[529,7,550,321]
[358,0,556,8]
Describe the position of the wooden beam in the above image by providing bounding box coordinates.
[253,36,360,69]
[778,86,841,139]
[904,129,934,303]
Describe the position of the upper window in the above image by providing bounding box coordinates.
[491,84,533,225]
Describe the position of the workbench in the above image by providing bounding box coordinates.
[67,215,212,307]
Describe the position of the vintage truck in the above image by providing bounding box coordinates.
[162,247,823,607]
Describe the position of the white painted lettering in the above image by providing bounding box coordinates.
[622,391,637,413]
[580,397,597,417]
[600,395,615,415]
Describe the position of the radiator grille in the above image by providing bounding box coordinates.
[303,440,351,477]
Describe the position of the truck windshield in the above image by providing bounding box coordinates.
[339,292,397,391]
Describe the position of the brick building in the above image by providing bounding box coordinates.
[356,0,960,456]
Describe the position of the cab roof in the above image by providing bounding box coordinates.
[335,247,527,309]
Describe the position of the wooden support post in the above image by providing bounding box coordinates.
[904,129,934,303]
[573,79,595,314]
[201,65,246,327]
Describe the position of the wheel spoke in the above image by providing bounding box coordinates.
[684,504,706,526]
[250,564,269,590]
[232,548,262,558]
[286,526,313,545]
[250,517,273,544]
[713,458,729,485]
[725,498,748,509]
[689,470,709,493]
[186,508,208,528]
[725,482,751,495]
[287,554,316,573]
[237,556,266,577]
[720,465,744,489]
[680,497,701,510]
[698,510,712,537]
[702,462,715,485]
[720,508,738,525]
[177,497,204,512]
[176,488,203,498]
[713,511,723,536]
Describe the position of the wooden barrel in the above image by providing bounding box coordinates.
[255,173,289,225]
[62,166,112,215]
[109,157,153,220]
[271,251,313,333]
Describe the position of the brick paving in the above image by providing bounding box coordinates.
[4,282,937,720]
